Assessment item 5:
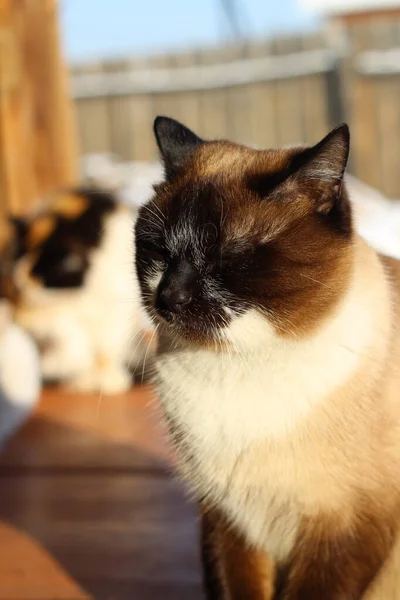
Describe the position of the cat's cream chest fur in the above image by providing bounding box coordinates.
[155,239,393,560]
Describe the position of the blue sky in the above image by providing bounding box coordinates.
[60,0,321,62]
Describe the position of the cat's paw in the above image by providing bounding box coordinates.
[98,367,132,395]
[68,367,131,395]
[41,348,64,380]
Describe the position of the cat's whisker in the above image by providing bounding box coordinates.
[217,313,250,374]
[141,323,159,384]
[298,272,336,291]
[143,206,165,229]
[152,202,167,222]
[229,336,249,373]
[95,389,103,421]
[127,329,148,373]
[220,327,235,371]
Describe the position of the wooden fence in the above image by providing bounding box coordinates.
[0,0,77,214]
[70,13,400,199]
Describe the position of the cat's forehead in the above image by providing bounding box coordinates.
[156,143,305,243]
[160,142,299,214]
[192,141,295,179]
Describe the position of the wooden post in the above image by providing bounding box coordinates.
[0,0,77,215]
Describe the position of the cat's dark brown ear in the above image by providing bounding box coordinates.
[153,116,204,180]
[292,124,350,210]
[285,123,351,234]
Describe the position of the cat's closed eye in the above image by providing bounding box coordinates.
[219,244,256,269]
[144,243,168,264]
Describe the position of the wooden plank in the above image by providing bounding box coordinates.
[0,0,36,214]
[71,35,335,156]
[245,80,278,149]
[274,36,305,146]
[152,54,202,139]
[0,0,77,214]
[110,57,158,162]
[101,59,133,160]
[163,52,202,135]
[129,94,156,162]
[0,522,89,600]
[153,90,202,136]
[70,48,335,98]
[107,95,133,160]
[18,0,77,203]
[302,74,330,144]
[220,45,250,143]
[226,83,253,144]
[335,7,400,26]
[376,76,400,198]
[301,34,331,144]
[198,42,248,65]
[199,88,229,140]
[198,48,229,140]
[348,22,381,189]
[0,387,202,600]
[38,0,77,190]
[245,42,278,148]
[0,387,170,471]
[373,19,400,198]
[75,97,110,155]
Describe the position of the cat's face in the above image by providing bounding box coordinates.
[12,189,116,296]
[135,117,353,347]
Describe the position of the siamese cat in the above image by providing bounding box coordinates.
[135,116,400,599]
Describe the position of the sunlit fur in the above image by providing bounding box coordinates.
[136,117,400,598]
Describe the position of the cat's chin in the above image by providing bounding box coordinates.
[156,316,227,351]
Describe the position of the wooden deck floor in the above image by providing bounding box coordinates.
[0,386,203,599]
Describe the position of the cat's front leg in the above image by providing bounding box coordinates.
[277,512,394,600]
[201,509,228,599]
[201,508,275,600]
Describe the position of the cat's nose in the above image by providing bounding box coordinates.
[157,287,192,315]
[155,260,199,319]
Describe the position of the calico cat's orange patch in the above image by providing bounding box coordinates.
[52,193,89,219]
[27,216,56,249]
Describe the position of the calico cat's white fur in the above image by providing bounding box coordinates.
[0,301,40,445]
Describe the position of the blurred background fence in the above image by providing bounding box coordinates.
[0,0,77,215]
[70,9,400,199]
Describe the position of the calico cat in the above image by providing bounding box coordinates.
[13,188,150,394]
[135,116,400,599]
